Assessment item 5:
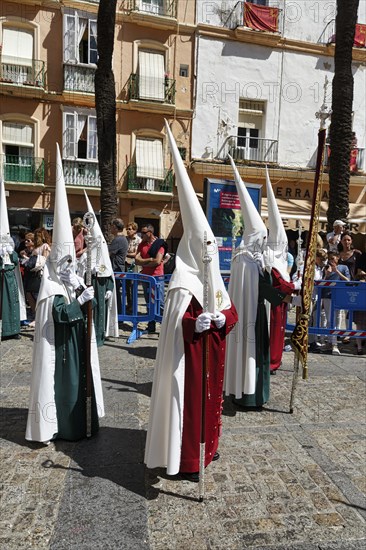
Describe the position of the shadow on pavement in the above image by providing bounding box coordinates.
[102,378,152,398]
[104,342,157,360]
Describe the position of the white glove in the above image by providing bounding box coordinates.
[292,279,302,291]
[59,271,82,289]
[195,312,212,333]
[212,311,226,329]
[77,286,94,306]
[292,295,302,307]
[105,290,113,300]
[6,244,14,254]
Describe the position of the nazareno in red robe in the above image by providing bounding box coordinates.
[179,296,238,473]
[270,267,294,371]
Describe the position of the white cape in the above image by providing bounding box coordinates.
[224,250,259,398]
[144,287,192,475]
[25,293,105,443]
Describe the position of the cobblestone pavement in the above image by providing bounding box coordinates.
[1,323,365,549]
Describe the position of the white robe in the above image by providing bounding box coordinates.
[144,287,192,475]
[25,283,105,443]
[224,250,260,398]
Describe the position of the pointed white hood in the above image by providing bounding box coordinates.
[81,192,113,278]
[165,121,230,312]
[37,144,75,303]
[0,177,12,245]
[264,166,289,280]
[228,156,267,253]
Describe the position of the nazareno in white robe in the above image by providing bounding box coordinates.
[25,263,105,443]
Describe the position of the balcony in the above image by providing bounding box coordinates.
[126,73,175,104]
[64,64,96,94]
[0,58,45,88]
[224,2,282,34]
[217,135,278,164]
[324,146,365,174]
[318,19,366,48]
[126,0,177,18]
[126,164,173,193]
[2,155,44,184]
[63,159,100,187]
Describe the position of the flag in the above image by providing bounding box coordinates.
[244,2,279,33]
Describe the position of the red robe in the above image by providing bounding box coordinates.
[270,268,294,371]
[180,297,238,473]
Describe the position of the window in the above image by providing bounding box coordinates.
[64,12,97,65]
[63,112,97,160]
[2,121,34,181]
[179,65,189,77]
[247,0,267,5]
[136,138,164,189]
[140,0,164,15]
[236,99,265,160]
[138,50,165,100]
[1,27,34,83]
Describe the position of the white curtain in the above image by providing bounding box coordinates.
[64,14,76,62]
[64,113,76,158]
[87,116,97,159]
[136,138,164,180]
[76,115,87,144]
[138,51,165,101]
[89,20,98,64]
[76,18,87,63]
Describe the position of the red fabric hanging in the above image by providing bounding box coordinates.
[244,2,279,33]
[354,23,366,48]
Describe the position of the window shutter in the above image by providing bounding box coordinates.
[3,122,33,146]
[2,27,33,65]
[63,113,77,158]
[138,51,165,100]
[136,138,164,179]
[87,116,97,159]
[89,20,98,64]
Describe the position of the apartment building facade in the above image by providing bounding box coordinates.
[191,0,366,242]
[0,0,195,238]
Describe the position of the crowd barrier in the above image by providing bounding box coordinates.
[114,272,170,344]
[286,280,366,340]
[114,274,366,344]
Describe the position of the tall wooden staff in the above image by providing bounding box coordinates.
[290,128,326,412]
[199,231,212,502]
[83,212,95,438]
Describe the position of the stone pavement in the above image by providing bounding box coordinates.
[1,323,365,549]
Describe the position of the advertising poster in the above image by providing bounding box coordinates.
[204,178,262,272]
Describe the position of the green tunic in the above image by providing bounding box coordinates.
[91,275,114,347]
[53,295,99,441]
[234,271,286,408]
[0,252,21,338]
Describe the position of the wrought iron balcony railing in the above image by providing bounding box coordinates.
[217,135,278,164]
[126,164,173,193]
[0,58,46,88]
[324,146,365,174]
[63,159,100,187]
[2,155,44,184]
[64,64,96,94]
[126,73,175,104]
[126,0,177,18]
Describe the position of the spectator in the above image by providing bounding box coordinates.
[72,217,87,259]
[24,228,51,327]
[19,232,37,320]
[125,222,141,314]
[326,220,346,252]
[135,224,166,334]
[308,248,328,352]
[338,232,361,280]
[355,248,366,279]
[108,218,128,314]
[322,251,350,355]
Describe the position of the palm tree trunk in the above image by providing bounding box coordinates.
[328,0,359,230]
[95,0,117,241]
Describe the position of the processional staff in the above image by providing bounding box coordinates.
[83,211,95,438]
[199,231,212,503]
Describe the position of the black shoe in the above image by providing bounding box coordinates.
[180,471,199,483]
[213,452,220,461]
[232,399,263,411]
[270,370,277,375]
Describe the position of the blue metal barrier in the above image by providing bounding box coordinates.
[286,280,366,339]
[114,272,169,344]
